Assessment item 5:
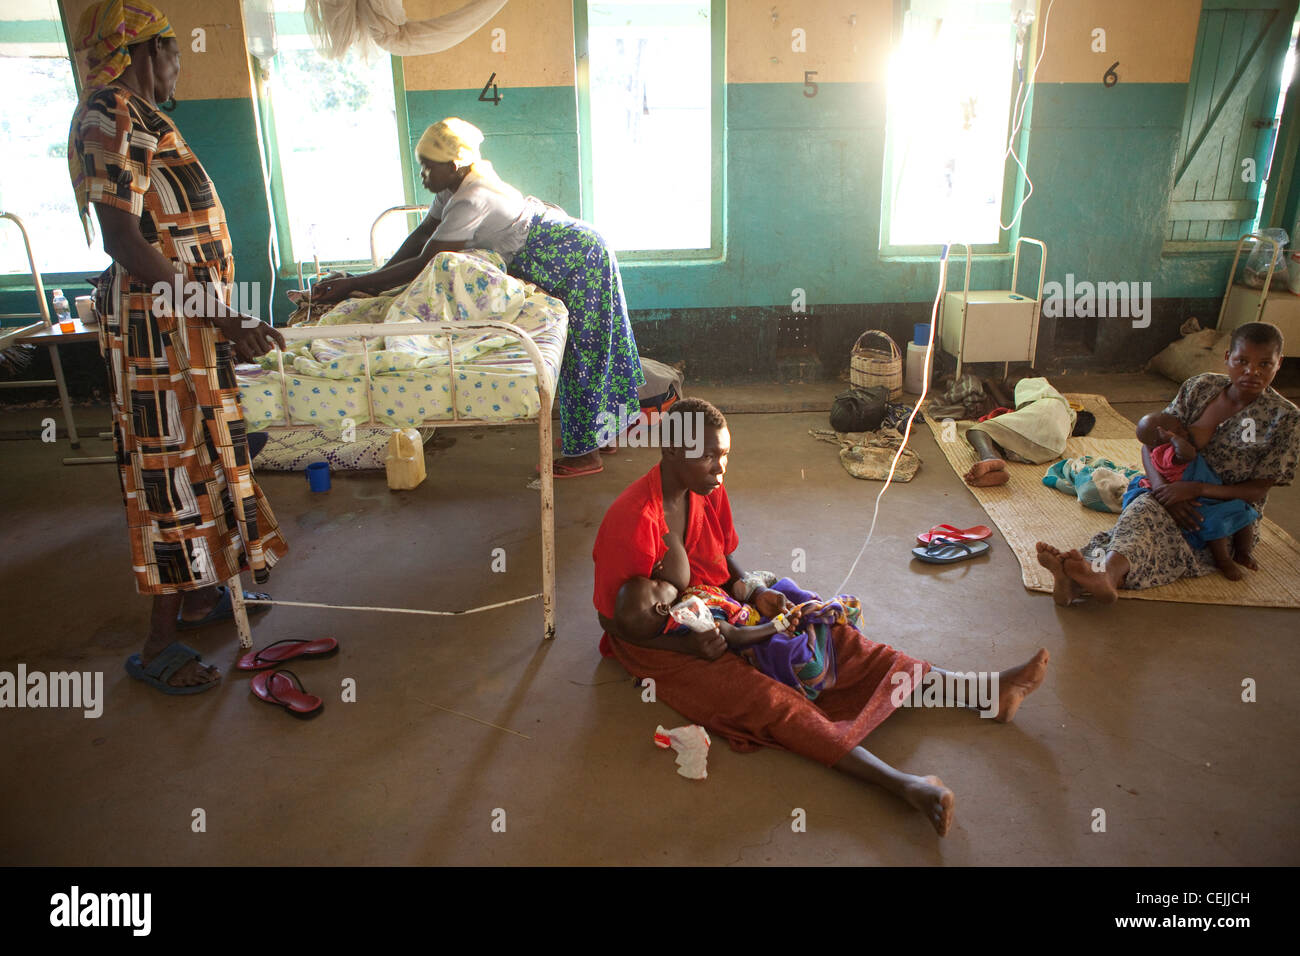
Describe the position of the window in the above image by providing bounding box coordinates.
[0,1,110,277]
[575,0,723,255]
[882,0,1018,249]
[255,0,411,269]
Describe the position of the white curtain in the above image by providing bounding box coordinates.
[305,0,509,59]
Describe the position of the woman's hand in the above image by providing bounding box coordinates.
[309,275,358,305]
[1167,500,1203,531]
[751,587,790,619]
[1152,480,1203,507]
[688,625,728,661]
[213,314,286,363]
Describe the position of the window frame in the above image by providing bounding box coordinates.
[572,0,726,261]
[250,36,416,279]
[877,0,1029,260]
[0,5,111,290]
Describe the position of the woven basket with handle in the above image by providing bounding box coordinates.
[849,330,903,400]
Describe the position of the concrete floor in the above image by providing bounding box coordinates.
[1,380,1297,865]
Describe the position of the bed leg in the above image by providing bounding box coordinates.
[538,404,557,642]
[228,574,253,649]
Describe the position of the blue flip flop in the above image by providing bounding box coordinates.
[176,585,271,630]
[912,536,991,564]
[124,642,220,695]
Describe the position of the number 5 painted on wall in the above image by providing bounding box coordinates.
[803,70,819,98]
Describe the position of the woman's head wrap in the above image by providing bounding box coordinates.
[416,118,485,168]
[75,0,176,91]
[68,0,175,245]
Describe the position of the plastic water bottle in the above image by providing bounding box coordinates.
[51,289,71,322]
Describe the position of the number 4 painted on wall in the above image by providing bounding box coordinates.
[479,72,502,105]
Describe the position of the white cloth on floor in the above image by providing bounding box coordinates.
[654,724,711,780]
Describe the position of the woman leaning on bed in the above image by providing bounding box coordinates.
[310,118,644,478]
[1036,321,1300,605]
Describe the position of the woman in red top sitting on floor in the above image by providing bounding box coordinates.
[592,397,1051,836]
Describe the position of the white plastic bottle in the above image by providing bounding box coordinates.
[51,289,71,322]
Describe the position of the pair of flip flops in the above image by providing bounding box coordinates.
[241,639,338,719]
[912,524,993,564]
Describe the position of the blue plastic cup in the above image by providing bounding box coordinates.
[306,461,331,492]
[914,323,930,346]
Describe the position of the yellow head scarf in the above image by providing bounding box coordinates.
[416,118,484,168]
[76,0,175,91]
[68,0,176,243]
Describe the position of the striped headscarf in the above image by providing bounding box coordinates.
[68,0,176,243]
[76,0,175,91]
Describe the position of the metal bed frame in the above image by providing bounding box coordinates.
[234,295,560,646]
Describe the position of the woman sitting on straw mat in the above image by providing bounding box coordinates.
[1036,322,1299,604]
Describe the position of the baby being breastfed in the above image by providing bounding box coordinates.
[1135,411,1259,579]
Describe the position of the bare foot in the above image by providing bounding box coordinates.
[1217,560,1245,581]
[994,648,1050,724]
[903,774,955,837]
[178,587,222,623]
[1036,542,1080,606]
[1234,550,1258,572]
[964,459,1010,487]
[1062,549,1118,604]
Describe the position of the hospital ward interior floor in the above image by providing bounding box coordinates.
[1,375,1297,866]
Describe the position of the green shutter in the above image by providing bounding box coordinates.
[1167,1,1298,242]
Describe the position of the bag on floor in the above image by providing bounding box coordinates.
[1147,318,1231,384]
[638,356,683,413]
[830,385,889,433]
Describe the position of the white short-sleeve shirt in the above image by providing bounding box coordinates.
[427,169,544,265]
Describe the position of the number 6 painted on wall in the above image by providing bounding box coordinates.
[1103,62,1119,88]
[803,70,819,97]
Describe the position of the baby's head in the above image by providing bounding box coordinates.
[614,576,680,643]
[1136,412,1186,447]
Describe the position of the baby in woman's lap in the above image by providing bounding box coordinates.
[1129,411,1259,578]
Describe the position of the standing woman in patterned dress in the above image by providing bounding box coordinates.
[311,118,645,478]
[68,0,288,693]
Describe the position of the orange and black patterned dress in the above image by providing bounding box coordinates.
[70,85,287,594]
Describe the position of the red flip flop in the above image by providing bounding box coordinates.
[236,638,339,671]
[916,523,993,545]
[250,669,323,719]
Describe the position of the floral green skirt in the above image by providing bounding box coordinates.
[509,211,644,457]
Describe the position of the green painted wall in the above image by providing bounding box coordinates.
[404,79,1249,314]
[4,74,1281,355]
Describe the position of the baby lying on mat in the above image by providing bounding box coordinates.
[615,534,855,699]
[1125,411,1259,579]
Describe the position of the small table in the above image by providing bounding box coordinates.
[13,319,114,465]
[13,318,100,346]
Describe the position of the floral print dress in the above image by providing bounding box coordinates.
[508,210,644,457]
[1084,373,1300,589]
